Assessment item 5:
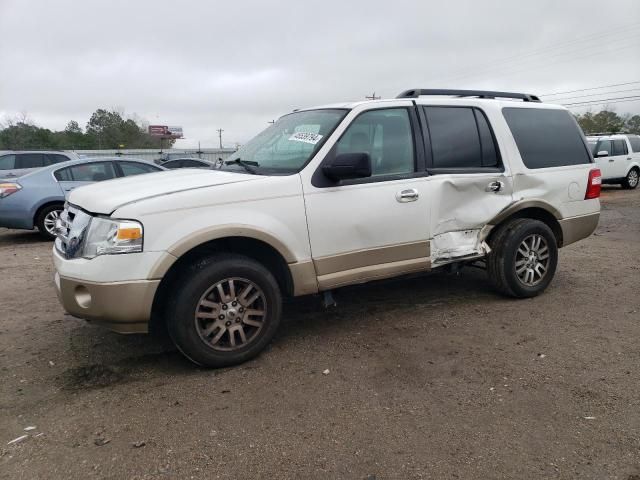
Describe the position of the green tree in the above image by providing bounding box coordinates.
[84,108,174,149]
[625,115,640,134]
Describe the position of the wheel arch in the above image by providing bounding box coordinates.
[149,235,297,334]
[33,199,65,226]
[625,164,640,176]
[487,201,564,247]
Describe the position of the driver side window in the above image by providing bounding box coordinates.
[597,140,612,156]
[335,108,414,177]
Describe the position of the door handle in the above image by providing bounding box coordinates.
[396,188,419,202]
[485,181,504,192]
[609,159,615,162]
[628,157,632,160]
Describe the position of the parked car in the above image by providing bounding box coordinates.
[53,89,601,368]
[0,150,79,179]
[161,158,217,169]
[0,157,164,239]
[586,134,640,189]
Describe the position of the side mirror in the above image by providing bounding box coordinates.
[322,152,372,182]
[596,150,609,158]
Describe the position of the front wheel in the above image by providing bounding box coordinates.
[167,254,282,368]
[487,218,558,298]
[621,168,639,189]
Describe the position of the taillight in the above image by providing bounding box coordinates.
[585,168,601,199]
[0,183,22,198]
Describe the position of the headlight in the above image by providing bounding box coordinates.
[82,217,143,258]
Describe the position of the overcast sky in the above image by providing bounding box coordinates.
[1,0,639,148]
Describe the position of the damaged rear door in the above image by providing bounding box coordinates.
[418,105,513,266]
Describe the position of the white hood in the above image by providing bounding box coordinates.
[68,169,261,214]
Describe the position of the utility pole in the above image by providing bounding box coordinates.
[365,92,381,100]
[216,128,224,149]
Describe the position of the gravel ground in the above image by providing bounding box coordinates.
[0,187,639,480]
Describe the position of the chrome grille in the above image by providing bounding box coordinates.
[55,204,92,259]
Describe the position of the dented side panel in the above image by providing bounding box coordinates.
[426,173,513,265]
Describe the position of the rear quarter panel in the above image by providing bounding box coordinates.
[494,102,600,219]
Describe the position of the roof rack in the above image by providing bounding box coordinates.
[396,89,541,102]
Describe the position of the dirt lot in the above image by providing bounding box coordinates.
[0,187,639,480]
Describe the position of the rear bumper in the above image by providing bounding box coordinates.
[559,212,600,247]
[54,272,159,333]
[0,204,33,230]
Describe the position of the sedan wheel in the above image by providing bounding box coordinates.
[43,209,61,236]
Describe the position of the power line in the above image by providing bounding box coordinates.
[561,95,640,107]
[432,25,640,84]
[541,80,640,97]
[433,23,640,83]
[545,87,640,102]
[440,36,640,85]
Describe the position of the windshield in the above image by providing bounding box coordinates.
[224,109,348,174]
[587,139,598,155]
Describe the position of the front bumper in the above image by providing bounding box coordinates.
[54,272,159,333]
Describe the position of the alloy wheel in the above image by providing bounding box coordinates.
[515,234,550,286]
[628,169,639,187]
[194,277,267,351]
[43,209,62,236]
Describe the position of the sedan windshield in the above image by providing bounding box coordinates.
[224,109,347,174]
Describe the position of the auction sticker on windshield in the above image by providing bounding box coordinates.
[288,132,323,144]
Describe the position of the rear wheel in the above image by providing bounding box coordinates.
[621,168,639,189]
[35,204,63,240]
[167,254,282,368]
[487,218,558,298]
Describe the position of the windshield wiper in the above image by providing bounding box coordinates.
[224,158,259,174]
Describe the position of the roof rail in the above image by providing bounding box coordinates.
[396,89,541,102]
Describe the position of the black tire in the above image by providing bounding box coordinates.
[35,204,64,240]
[166,253,282,368]
[621,167,639,190]
[486,218,558,298]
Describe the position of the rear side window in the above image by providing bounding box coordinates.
[58,162,117,182]
[163,160,183,169]
[0,154,16,170]
[611,139,627,156]
[16,153,46,169]
[119,161,161,176]
[629,135,640,152]
[182,160,207,167]
[54,167,72,181]
[423,106,500,169]
[46,154,70,165]
[502,108,591,169]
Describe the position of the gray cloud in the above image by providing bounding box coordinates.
[1,0,639,147]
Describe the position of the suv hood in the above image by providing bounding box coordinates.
[68,169,261,214]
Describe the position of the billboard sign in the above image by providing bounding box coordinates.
[148,125,183,139]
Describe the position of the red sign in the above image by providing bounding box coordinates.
[148,125,183,139]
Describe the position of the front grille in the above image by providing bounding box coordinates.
[55,204,92,259]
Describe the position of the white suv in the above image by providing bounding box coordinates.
[53,89,601,367]
[586,134,640,189]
